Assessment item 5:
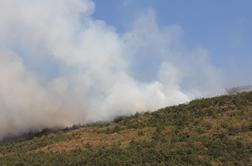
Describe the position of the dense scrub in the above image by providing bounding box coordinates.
[0,92,252,165]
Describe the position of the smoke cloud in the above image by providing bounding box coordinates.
[0,0,223,139]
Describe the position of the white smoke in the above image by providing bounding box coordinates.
[0,0,223,139]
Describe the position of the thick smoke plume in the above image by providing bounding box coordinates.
[0,0,223,139]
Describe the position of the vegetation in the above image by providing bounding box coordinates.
[0,92,252,165]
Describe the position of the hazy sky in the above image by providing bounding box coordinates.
[94,0,252,86]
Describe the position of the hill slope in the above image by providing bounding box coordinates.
[0,92,252,165]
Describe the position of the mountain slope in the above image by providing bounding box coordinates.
[0,92,252,166]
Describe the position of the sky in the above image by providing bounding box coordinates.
[94,0,252,86]
[0,0,251,139]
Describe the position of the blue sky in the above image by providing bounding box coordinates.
[93,0,252,86]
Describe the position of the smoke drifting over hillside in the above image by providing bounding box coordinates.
[0,0,223,139]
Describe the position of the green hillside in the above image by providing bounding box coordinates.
[0,92,252,166]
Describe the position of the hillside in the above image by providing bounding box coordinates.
[0,92,252,166]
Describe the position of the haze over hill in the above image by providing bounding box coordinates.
[0,0,229,140]
[226,85,252,95]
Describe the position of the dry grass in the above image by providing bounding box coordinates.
[30,127,155,153]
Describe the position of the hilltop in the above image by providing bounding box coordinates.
[0,92,252,165]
